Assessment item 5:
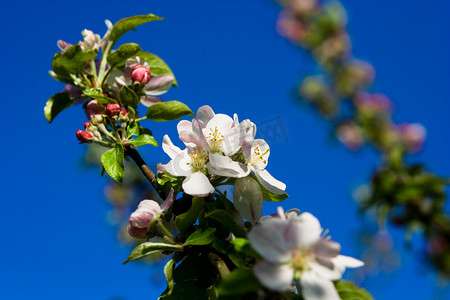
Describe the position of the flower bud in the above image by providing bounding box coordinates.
[76,130,94,143]
[86,100,102,120]
[91,114,104,126]
[81,29,97,50]
[57,40,73,52]
[106,103,121,117]
[83,122,90,130]
[131,65,151,85]
[120,107,128,117]
[396,123,426,153]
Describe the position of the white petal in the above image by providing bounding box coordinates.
[145,75,174,95]
[205,114,234,134]
[309,261,344,281]
[233,177,263,223]
[196,105,215,127]
[182,172,215,197]
[254,169,286,195]
[208,153,249,178]
[222,125,245,156]
[254,261,294,292]
[333,255,364,268]
[177,120,193,136]
[164,151,192,177]
[251,139,270,170]
[248,218,291,263]
[313,239,341,258]
[301,271,340,300]
[162,135,182,160]
[140,96,163,107]
[285,212,321,249]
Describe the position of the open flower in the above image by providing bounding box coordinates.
[127,189,174,239]
[248,208,364,299]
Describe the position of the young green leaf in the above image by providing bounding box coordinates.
[175,197,204,233]
[123,242,181,264]
[129,134,158,147]
[44,92,73,123]
[158,258,176,299]
[119,85,140,109]
[52,45,97,75]
[184,228,215,246]
[107,43,143,69]
[100,144,124,182]
[146,100,194,122]
[205,210,247,238]
[334,280,374,300]
[82,88,117,105]
[127,120,140,137]
[217,268,261,296]
[139,52,178,86]
[109,14,164,45]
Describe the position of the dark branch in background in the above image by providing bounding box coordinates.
[276,0,450,275]
[125,145,166,200]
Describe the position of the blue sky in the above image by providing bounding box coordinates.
[1,0,450,299]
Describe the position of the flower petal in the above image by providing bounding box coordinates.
[144,75,174,95]
[182,171,214,197]
[301,271,340,300]
[313,238,341,258]
[284,212,321,249]
[254,169,286,195]
[164,151,192,177]
[160,188,175,212]
[254,261,294,292]
[208,153,249,178]
[140,96,163,107]
[333,255,364,268]
[162,135,182,160]
[196,105,215,127]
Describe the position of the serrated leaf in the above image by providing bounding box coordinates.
[158,258,176,299]
[334,280,374,300]
[139,52,178,86]
[52,45,97,75]
[100,144,124,182]
[129,134,158,147]
[44,92,73,123]
[205,210,247,238]
[82,88,117,105]
[127,120,140,137]
[217,268,261,296]
[119,85,140,109]
[123,242,181,264]
[175,197,204,233]
[184,228,215,246]
[109,14,164,45]
[146,100,194,122]
[107,43,143,69]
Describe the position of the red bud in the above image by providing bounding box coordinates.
[106,103,121,117]
[76,130,94,143]
[131,65,151,85]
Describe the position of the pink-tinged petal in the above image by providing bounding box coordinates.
[301,271,340,300]
[196,105,215,127]
[254,169,286,195]
[145,75,174,95]
[137,200,162,214]
[160,188,175,212]
[182,172,215,197]
[140,96,163,107]
[164,151,192,177]
[208,153,249,178]
[233,177,263,223]
[313,239,341,258]
[285,212,321,249]
[192,119,210,149]
[162,135,182,160]
[254,261,294,292]
[177,120,193,135]
[127,223,148,239]
[333,255,364,268]
[248,218,291,263]
[222,125,246,156]
[157,163,165,173]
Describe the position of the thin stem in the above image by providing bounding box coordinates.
[158,219,176,242]
[94,140,114,148]
[208,253,230,278]
[125,145,164,199]
[98,42,113,83]
[135,116,148,122]
[90,58,97,79]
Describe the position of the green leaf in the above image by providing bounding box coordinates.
[82,88,117,105]
[100,144,124,182]
[44,92,73,123]
[205,210,247,238]
[217,268,261,296]
[184,228,215,246]
[107,43,143,69]
[175,197,204,233]
[123,242,181,264]
[159,258,177,299]
[334,280,374,300]
[139,52,178,86]
[109,14,164,45]
[129,134,158,147]
[52,45,97,75]
[127,120,140,137]
[146,100,194,122]
[119,85,140,109]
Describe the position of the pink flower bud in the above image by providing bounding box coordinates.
[76,130,94,143]
[336,121,363,150]
[106,103,121,117]
[86,100,102,120]
[83,122,89,130]
[396,123,426,153]
[131,65,151,85]
[81,29,97,50]
[57,40,73,52]
[120,107,128,117]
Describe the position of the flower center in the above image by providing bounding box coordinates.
[291,247,313,277]
[207,126,224,153]
[249,146,269,166]
[189,147,208,173]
